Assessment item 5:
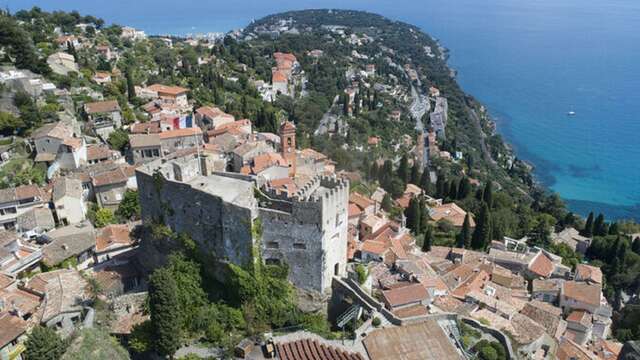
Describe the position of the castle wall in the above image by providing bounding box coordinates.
[137,169,256,268]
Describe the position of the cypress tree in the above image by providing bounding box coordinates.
[582,212,594,237]
[482,181,493,208]
[457,213,472,248]
[405,197,422,234]
[381,193,393,212]
[457,177,471,199]
[593,213,606,236]
[608,222,619,235]
[125,67,136,102]
[149,268,182,358]
[471,203,491,250]
[435,174,446,199]
[397,155,409,185]
[419,170,431,195]
[422,225,433,252]
[410,163,421,185]
[448,180,458,200]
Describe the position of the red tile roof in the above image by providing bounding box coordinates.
[528,252,554,278]
[575,264,603,284]
[96,224,134,252]
[382,283,428,308]
[85,100,120,114]
[563,281,602,307]
[147,84,189,96]
[275,339,363,360]
[159,127,203,139]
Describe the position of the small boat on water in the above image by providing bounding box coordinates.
[567,111,576,116]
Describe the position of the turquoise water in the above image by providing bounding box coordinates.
[10,0,640,220]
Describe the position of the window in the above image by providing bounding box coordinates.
[293,243,307,250]
[266,242,279,249]
[265,258,280,266]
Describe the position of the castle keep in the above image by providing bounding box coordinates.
[136,155,349,293]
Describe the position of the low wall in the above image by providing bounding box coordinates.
[461,317,516,360]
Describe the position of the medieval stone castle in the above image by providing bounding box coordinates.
[136,122,349,294]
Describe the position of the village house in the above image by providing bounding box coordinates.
[41,221,96,269]
[96,45,114,60]
[128,134,162,164]
[143,84,189,110]
[86,144,119,165]
[52,177,86,225]
[552,227,592,255]
[429,203,475,229]
[16,207,55,239]
[560,281,605,315]
[0,230,42,276]
[92,71,112,85]
[231,140,275,172]
[0,313,28,360]
[0,185,48,230]
[520,300,568,340]
[381,282,429,317]
[46,52,78,75]
[159,127,203,154]
[94,224,137,263]
[194,106,235,130]
[84,100,122,139]
[92,165,136,209]
[25,269,89,333]
[575,264,603,284]
[532,278,564,303]
[32,121,74,165]
[565,310,593,345]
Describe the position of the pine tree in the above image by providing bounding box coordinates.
[582,212,594,237]
[149,268,182,358]
[342,93,349,116]
[24,325,66,360]
[482,181,493,208]
[471,203,491,250]
[422,225,433,252]
[593,213,606,236]
[457,213,472,248]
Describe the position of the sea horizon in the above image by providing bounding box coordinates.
[8,0,640,221]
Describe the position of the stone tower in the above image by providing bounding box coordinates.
[279,120,297,175]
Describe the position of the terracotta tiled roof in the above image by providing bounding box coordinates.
[275,338,363,360]
[382,283,428,308]
[272,70,288,83]
[86,144,114,161]
[15,184,44,200]
[349,192,375,212]
[147,84,189,96]
[563,281,602,307]
[96,224,134,252]
[528,252,554,278]
[575,264,603,284]
[252,152,287,174]
[131,121,161,134]
[84,100,120,114]
[0,313,27,348]
[567,310,593,327]
[92,166,130,187]
[195,106,233,120]
[558,338,598,360]
[520,300,566,339]
[429,203,475,227]
[348,203,363,218]
[158,127,202,139]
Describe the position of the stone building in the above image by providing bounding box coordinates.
[136,154,349,294]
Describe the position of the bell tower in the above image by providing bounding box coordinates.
[279,120,297,176]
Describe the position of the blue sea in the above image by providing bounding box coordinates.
[9,0,640,221]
